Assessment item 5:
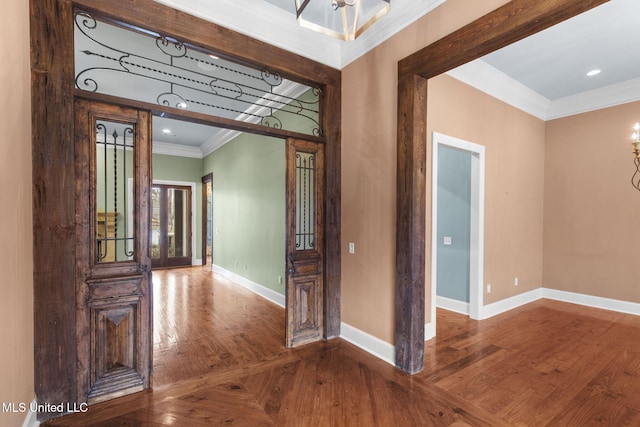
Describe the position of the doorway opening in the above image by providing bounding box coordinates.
[151,182,194,268]
[430,132,485,332]
[32,0,340,409]
[202,173,213,266]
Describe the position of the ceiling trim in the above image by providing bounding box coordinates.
[447,60,550,120]
[545,77,640,120]
[153,141,204,158]
[448,59,640,122]
[153,0,446,69]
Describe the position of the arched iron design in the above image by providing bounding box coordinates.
[75,11,322,137]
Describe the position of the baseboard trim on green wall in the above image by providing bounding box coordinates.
[212,264,285,308]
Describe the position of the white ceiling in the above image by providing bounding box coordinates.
[146,0,639,154]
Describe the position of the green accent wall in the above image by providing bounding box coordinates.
[203,135,286,295]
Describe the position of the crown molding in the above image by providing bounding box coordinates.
[340,0,446,67]
[545,77,640,120]
[448,60,640,122]
[154,0,446,69]
[152,141,204,158]
[153,0,342,68]
[446,59,550,120]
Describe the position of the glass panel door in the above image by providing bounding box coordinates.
[285,138,324,348]
[151,184,192,268]
[74,99,152,404]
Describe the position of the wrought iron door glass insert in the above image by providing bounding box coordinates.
[296,152,316,250]
[96,120,135,263]
[74,11,322,137]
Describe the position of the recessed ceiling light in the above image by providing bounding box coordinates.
[586,69,601,77]
[162,128,172,135]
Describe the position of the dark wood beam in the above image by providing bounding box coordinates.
[72,0,340,88]
[400,0,609,80]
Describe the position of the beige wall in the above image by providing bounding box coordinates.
[342,0,640,348]
[341,0,510,344]
[0,0,34,424]
[544,102,640,302]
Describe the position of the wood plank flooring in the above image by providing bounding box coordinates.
[45,267,640,426]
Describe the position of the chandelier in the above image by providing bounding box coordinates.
[295,0,390,41]
[631,123,640,191]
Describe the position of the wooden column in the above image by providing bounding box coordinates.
[395,74,428,374]
[323,81,342,339]
[31,0,77,406]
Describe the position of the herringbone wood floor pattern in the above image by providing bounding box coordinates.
[45,267,640,426]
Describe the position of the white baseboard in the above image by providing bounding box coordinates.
[22,400,39,427]
[340,322,396,366]
[542,288,640,316]
[211,264,285,308]
[202,269,640,373]
[477,287,640,320]
[192,258,203,266]
[480,288,542,319]
[425,321,436,341]
[339,288,640,374]
[436,295,470,315]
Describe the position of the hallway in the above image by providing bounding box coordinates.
[151,267,286,386]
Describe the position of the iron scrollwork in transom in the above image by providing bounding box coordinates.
[74,11,322,137]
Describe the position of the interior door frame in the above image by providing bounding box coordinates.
[31,0,341,415]
[201,173,213,267]
[430,132,485,332]
[394,0,609,374]
[151,180,196,268]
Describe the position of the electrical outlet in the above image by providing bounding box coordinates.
[487,283,491,293]
[348,242,355,254]
[514,277,519,286]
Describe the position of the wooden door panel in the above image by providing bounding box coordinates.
[286,139,324,348]
[75,99,152,405]
[89,295,145,403]
[288,276,322,345]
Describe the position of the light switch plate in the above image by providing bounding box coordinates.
[443,236,452,246]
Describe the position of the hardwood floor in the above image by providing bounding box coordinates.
[45,267,640,426]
